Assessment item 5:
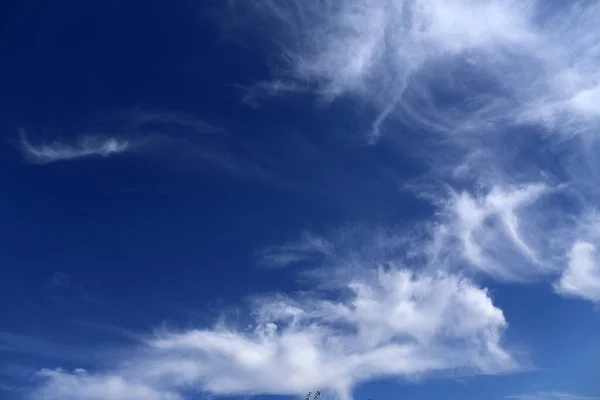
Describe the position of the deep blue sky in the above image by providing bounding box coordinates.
[1,1,600,400]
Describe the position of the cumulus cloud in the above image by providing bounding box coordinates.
[555,241,600,302]
[32,263,516,400]
[20,132,129,164]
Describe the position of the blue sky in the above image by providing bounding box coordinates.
[1,0,600,399]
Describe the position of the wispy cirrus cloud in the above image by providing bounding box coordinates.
[506,391,599,400]
[257,232,335,268]
[426,183,554,281]
[236,0,600,140]
[20,132,129,164]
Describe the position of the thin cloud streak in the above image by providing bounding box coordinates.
[20,132,129,164]
[257,232,335,268]
[506,392,599,400]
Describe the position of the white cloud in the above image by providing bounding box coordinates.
[22,2,600,398]
[20,132,129,164]
[555,241,600,302]
[232,0,600,302]
[34,369,179,400]
[427,183,553,281]
[33,267,516,400]
[240,0,600,140]
[506,391,599,400]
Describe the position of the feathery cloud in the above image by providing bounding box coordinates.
[20,132,129,164]
[257,232,335,268]
[427,183,552,281]
[237,0,600,140]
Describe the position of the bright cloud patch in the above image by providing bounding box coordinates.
[34,369,179,400]
[33,269,515,400]
[555,241,600,302]
[20,133,129,164]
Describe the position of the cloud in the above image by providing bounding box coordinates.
[32,262,517,400]
[230,0,600,294]
[20,132,129,164]
[555,241,600,302]
[236,0,600,140]
[20,2,600,398]
[427,183,554,281]
[506,392,599,400]
[34,369,179,400]
[257,232,335,268]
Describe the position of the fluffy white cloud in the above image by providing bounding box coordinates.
[555,241,600,302]
[20,132,129,164]
[33,268,515,400]
[34,369,179,400]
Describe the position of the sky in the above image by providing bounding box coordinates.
[1,0,600,399]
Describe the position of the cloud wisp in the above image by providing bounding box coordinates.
[257,232,336,268]
[20,132,129,164]
[506,392,599,400]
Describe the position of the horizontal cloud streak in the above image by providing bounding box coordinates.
[20,133,129,164]
[506,392,599,400]
[35,369,179,400]
[257,232,335,268]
